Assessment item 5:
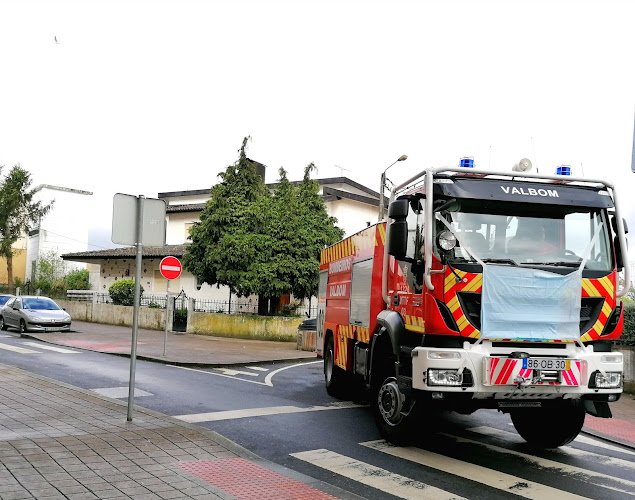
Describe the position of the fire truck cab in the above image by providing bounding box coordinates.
[318,164,630,448]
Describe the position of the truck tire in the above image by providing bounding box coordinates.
[371,354,419,445]
[510,400,585,448]
[324,335,350,398]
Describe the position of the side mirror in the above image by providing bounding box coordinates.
[388,199,409,219]
[388,220,408,257]
[387,199,409,259]
[614,235,627,271]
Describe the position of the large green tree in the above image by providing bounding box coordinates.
[0,165,53,292]
[184,139,343,314]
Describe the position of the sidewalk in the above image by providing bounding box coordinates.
[18,321,635,451]
[0,363,361,500]
[24,321,316,367]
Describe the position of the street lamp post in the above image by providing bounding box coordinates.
[378,155,408,221]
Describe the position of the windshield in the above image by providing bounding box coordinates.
[23,298,61,310]
[438,206,612,271]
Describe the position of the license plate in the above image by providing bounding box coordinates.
[523,358,570,371]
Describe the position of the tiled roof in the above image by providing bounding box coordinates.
[62,244,187,262]
[166,203,207,213]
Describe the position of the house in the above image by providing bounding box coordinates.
[26,185,93,280]
[0,184,92,288]
[62,174,383,306]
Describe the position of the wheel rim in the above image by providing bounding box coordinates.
[377,378,404,426]
[325,345,334,384]
[20,320,25,333]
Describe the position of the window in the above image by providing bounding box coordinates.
[350,258,373,328]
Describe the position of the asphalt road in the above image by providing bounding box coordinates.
[1,329,635,499]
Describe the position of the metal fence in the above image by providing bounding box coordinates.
[64,290,316,318]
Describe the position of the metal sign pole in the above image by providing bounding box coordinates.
[127,195,144,422]
[163,279,170,356]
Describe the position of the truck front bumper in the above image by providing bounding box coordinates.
[410,342,623,400]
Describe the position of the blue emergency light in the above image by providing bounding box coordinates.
[460,157,474,168]
[556,165,571,176]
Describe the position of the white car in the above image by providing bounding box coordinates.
[0,296,72,333]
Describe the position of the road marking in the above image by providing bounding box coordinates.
[91,387,154,398]
[174,402,362,423]
[246,366,269,371]
[0,334,10,338]
[23,342,79,354]
[170,359,322,387]
[291,449,465,500]
[469,426,635,466]
[263,360,322,386]
[441,431,635,495]
[361,440,589,499]
[0,343,39,354]
[215,368,259,377]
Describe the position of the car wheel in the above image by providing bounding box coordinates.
[19,319,27,335]
[0,316,6,331]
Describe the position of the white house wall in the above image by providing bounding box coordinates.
[325,198,379,238]
[165,212,199,245]
[26,186,92,280]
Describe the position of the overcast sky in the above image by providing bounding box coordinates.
[1,0,634,260]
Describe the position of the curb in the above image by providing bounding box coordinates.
[21,332,317,368]
[581,429,635,451]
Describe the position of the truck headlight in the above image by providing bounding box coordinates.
[427,369,463,386]
[437,230,457,251]
[589,371,622,389]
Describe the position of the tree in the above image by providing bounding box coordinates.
[184,139,344,314]
[184,137,270,296]
[32,250,68,294]
[65,269,91,290]
[0,165,53,292]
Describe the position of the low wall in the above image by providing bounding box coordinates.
[616,346,635,394]
[188,312,302,342]
[59,300,302,341]
[58,299,166,331]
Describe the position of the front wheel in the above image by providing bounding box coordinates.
[510,400,585,448]
[19,319,27,335]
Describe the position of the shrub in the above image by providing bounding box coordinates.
[65,269,90,290]
[109,280,144,306]
[620,303,635,345]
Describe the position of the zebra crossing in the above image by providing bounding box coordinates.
[291,429,635,500]
[0,338,80,354]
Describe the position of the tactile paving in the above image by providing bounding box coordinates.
[179,458,337,499]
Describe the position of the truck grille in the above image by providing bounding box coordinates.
[456,292,604,334]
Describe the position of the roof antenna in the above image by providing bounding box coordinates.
[531,136,539,173]
[335,165,351,177]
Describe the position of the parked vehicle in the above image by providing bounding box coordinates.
[0,296,72,333]
[318,159,629,448]
[0,294,14,306]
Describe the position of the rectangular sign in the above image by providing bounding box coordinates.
[112,194,167,246]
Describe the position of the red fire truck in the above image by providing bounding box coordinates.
[317,162,630,448]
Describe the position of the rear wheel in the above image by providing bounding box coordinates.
[324,335,351,398]
[0,316,6,331]
[510,400,585,448]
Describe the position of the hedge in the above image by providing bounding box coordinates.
[620,303,635,345]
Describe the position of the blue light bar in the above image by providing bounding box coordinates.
[556,166,571,176]
[460,157,474,168]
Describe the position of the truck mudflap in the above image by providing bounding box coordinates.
[485,357,586,387]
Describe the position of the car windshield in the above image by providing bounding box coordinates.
[22,298,61,310]
[438,205,612,271]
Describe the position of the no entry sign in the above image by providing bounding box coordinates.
[159,256,182,280]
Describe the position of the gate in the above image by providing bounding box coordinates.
[172,290,188,332]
